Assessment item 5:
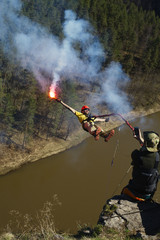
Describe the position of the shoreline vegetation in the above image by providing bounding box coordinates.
[1,104,160,176]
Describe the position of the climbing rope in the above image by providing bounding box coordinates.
[102,203,160,219]
[111,165,133,197]
[94,113,135,132]
[111,126,121,167]
[111,139,119,166]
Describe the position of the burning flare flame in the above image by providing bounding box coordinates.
[49,85,56,99]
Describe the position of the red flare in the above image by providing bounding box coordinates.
[49,85,56,99]
[49,89,56,99]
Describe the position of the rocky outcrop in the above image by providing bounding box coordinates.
[98,194,160,240]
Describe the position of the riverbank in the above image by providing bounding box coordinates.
[1,105,160,176]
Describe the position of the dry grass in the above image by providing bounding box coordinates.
[0,193,144,240]
[1,195,62,240]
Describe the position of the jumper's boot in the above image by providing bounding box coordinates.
[104,129,115,142]
[93,127,102,141]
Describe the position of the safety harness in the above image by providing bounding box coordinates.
[81,114,97,132]
[82,114,96,123]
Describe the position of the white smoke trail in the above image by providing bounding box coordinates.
[0,0,131,113]
[100,62,131,113]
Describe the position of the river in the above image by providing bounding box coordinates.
[0,112,160,233]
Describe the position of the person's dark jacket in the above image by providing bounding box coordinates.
[128,147,160,196]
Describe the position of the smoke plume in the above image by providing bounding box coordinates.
[0,0,131,113]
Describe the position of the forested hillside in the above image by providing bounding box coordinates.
[130,0,160,16]
[1,0,160,149]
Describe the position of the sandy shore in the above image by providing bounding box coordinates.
[1,105,160,176]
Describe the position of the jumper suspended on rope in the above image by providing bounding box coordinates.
[49,95,115,142]
[48,86,141,141]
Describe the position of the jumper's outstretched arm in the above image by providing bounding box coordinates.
[94,117,109,122]
[56,99,76,114]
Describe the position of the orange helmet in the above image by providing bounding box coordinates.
[81,105,90,112]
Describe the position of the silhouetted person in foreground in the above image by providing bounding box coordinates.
[122,129,160,202]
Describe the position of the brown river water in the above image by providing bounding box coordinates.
[0,112,160,233]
